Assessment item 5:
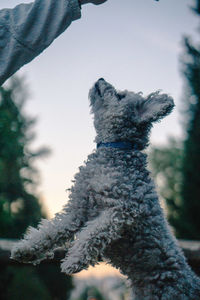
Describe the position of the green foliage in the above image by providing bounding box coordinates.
[0,77,74,299]
[149,139,185,236]
[150,0,200,240]
[0,264,73,300]
[179,33,200,239]
[37,264,73,300]
[193,0,200,14]
[6,266,51,300]
[0,77,50,238]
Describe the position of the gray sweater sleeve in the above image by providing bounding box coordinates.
[0,0,81,86]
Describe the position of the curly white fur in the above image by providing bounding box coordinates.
[11,78,200,299]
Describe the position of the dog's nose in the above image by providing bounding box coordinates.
[95,81,101,96]
[97,78,106,88]
[95,78,106,96]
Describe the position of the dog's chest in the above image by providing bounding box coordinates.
[85,150,146,208]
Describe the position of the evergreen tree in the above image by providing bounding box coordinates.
[195,0,200,14]
[179,29,200,239]
[0,77,73,299]
[149,139,183,233]
[150,0,200,239]
[0,77,49,238]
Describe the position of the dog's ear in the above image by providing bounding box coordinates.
[136,92,174,123]
[89,78,117,111]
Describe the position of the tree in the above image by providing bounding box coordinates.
[0,77,73,299]
[150,0,200,239]
[149,138,184,234]
[0,77,49,238]
[179,33,200,239]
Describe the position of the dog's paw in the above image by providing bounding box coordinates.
[11,247,35,263]
[61,258,89,274]
[11,242,43,265]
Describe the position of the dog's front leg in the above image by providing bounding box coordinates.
[61,204,139,274]
[11,203,83,265]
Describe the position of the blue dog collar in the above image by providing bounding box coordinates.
[97,141,138,150]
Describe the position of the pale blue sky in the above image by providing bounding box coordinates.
[0,0,198,216]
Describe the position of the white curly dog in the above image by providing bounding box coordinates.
[11,78,200,299]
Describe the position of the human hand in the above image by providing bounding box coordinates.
[80,0,107,5]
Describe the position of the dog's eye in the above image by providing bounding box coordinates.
[107,91,114,97]
[118,93,126,101]
[103,87,116,98]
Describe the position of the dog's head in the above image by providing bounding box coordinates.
[89,78,174,149]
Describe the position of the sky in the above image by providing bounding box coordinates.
[0,0,199,217]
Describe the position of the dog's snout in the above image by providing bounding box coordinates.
[95,82,101,97]
[95,78,106,96]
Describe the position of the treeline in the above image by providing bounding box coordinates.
[150,0,200,240]
[0,77,73,299]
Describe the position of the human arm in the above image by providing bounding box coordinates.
[80,0,107,5]
[0,0,81,86]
